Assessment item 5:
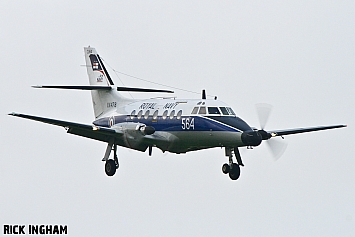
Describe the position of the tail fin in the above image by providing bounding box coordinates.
[84,47,122,118]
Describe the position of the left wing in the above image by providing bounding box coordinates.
[267,124,347,137]
[8,113,120,143]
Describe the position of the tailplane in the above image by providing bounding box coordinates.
[32,47,174,119]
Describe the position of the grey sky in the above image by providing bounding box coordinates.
[1,1,354,236]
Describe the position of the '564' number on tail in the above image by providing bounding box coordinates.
[182,118,195,130]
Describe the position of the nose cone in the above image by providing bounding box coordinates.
[241,131,262,146]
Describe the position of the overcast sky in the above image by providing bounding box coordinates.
[1,1,354,236]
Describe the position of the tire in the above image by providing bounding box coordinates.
[222,163,230,174]
[105,159,117,176]
[228,163,240,180]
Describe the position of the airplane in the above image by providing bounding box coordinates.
[9,47,347,181]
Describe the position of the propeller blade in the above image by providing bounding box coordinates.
[266,138,288,161]
[255,103,273,129]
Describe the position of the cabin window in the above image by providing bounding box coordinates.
[152,110,158,120]
[130,110,136,119]
[169,110,175,119]
[137,110,143,119]
[219,107,229,115]
[162,110,168,119]
[198,107,206,114]
[208,107,221,114]
[191,107,199,114]
[176,110,182,119]
[144,110,150,119]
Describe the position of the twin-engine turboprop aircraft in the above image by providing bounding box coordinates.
[9,47,347,180]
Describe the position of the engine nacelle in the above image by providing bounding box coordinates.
[111,122,155,136]
[109,122,155,152]
[241,130,262,146]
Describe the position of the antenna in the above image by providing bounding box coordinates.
[202,89,206,99]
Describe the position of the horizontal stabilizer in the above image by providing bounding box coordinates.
[32,85,173,93]
[32,85,112,90]
[117,87,173,93]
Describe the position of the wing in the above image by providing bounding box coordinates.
[267,124,347,137]
[8,113,120,143]
[32,85,173,93]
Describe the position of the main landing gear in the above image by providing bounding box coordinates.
[103,140,119,176]
[222,147,243,181]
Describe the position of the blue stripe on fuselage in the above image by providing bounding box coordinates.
[93,115,251,133]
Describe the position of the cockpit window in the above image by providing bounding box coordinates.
[198,107,206,114]
[227,107,236,115]
[219,107,229,115]
[191,107,199,114]
[208,107,221,114]
[219,107,236,116]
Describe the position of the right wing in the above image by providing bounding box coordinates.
[8,113,120,143]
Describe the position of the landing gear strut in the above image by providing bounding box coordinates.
[103,140,119,176]
[222,147,242,180]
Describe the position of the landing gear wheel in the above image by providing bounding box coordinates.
[105,159,117,176]
[228,163,240,180]
[222,163,230,174]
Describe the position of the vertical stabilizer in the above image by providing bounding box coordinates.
[84,47,122,118]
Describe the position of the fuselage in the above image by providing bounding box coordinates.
[93,98,256,153]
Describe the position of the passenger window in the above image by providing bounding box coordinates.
[191,107,199,114]
[208,107,221,114]
[162,110,168,119]
[137,110,143,119]
[169,110,175,119]
[152,110,158,120]
[219,107,229,115]
[144,110,150,119]
[198,107,206,114]
[176,110,182,119]
[130,110,136,119]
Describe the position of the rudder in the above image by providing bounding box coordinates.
[84,47,121,118]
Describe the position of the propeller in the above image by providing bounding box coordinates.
[255,103,288,160]
[255,103,273,130]
[266,138,288,160]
